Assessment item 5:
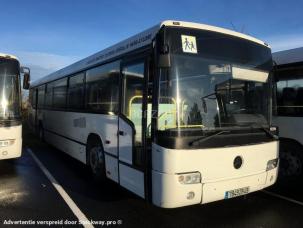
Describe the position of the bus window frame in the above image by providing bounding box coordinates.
[275,65,303,117]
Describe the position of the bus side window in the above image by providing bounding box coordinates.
[37,85,45,108]
[86,61,119,113]
[33,89,37,109]
[45,82,54,108]
[276,74,303,116]
[53,78,68,109]
[29,89,33,107]
[67,73,85,110]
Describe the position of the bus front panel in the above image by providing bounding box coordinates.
[151,27,278,208]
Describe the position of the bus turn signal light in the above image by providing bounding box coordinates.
[266,158,279,171]
[178,172,201,184]
[0,139,15,147]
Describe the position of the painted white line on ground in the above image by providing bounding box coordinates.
[262,190,303,206]
[27,148,94,228]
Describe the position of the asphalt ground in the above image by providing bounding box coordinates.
[0,126,303,228]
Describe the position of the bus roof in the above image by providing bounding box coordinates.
[0,53,19,61]
[31,20,269,88]
[273,47,303,66]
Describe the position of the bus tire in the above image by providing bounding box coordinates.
[279,140,303,179]
[87,137,106,182]
[39,124,44,142]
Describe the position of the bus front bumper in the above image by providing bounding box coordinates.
[152,167,278,208]
[0,138,22,160]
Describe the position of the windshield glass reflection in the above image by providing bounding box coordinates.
[157,55,270,132]
[0,59,20,119]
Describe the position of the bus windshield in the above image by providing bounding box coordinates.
[157,28,273,133]
[0,58,21,120]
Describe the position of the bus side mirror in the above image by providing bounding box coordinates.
[21,66,31,90]
[23,73,30,90]
[158,54,171,68]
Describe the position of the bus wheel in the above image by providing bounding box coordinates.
[39,125,44,142]
[279,142,303,178]
[88,141,106,182]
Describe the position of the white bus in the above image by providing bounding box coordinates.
[28,20,279,208]
[273,47,303,178]
[0,53,30,160]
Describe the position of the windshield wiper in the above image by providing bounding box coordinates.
[240,122,278,140]
[254,124,279,140]
[188,130,230,146]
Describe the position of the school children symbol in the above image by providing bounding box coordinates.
[181,35,197,53]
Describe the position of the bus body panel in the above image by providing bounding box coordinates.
[152,168,277,208]
[44,129,86,163]
[0,125,22,160]
[37,110,119,162]
[119,163,145,198]
[152,141,278,178]
[152,170,203,208]
[273,116,303,145]
[104,154,119,182]
[35,109,146,195]
[152,141,278,208]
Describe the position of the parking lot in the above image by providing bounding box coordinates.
[1,128,303,228]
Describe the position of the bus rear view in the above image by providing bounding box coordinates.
[0,53,28,160]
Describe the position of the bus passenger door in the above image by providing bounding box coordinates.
[118,59,147,198]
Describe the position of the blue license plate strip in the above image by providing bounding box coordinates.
[225,186,250,199]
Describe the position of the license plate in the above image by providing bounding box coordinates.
[225,187,250,199]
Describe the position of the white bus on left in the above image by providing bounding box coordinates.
[0,53,30,160]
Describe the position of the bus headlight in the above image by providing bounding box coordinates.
[178,172,201,184]
[0,139,15,147]
[266,158,279,171]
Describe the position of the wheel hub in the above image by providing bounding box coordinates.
[90,146,103,173]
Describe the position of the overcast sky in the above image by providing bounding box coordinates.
[1,0,303,81]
